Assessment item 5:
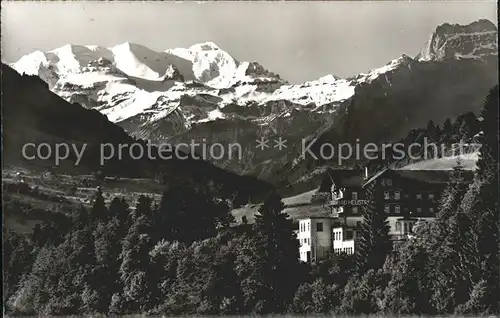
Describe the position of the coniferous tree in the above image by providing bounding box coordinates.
[135,195,153,220]
[355,182,391,273]
[426,120,441,142]
[442,118,453,135]
[435,160,468,236]
[4,232,35,302]
[252,191,301,313]
[155,188,183,242]
[466,85,499,314]
[156,184,231,244]
[90,188,107,223]
[382,241,434,315]
[109,197,128,224]
[90,212,124,313]
[116,214,155,314]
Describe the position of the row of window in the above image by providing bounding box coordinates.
[383,191,435,200]
[333,206,360,214]
[299,222,324,232]
[334,191,359,200]
[299,222,310,232]
[396,221,415,234]
[333,231,342,241]
[336,190,436,205]
[381,178,393,186]
[335,204,435,214]
[384,205,434,213]
[384,191,400,200]
[334,230,355,241]
[334,247,354,255]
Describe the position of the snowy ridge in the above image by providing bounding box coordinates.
[10,41,360,125]
[6,45,426,126]
[9,19,496,130]
[356,55,415,83]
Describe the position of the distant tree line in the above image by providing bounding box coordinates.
[367,109,482,173]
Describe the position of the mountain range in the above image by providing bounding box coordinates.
[8,19,498,195]
[2,63,273,205]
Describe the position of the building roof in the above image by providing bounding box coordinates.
[363,169,474,187]
[363,167,390,188]
[320,168,365,191]
[297,216,337,221]
[332,224,359,230]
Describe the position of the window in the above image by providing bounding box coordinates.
[352,206,358,214]
[316,222,323,232]
[384,205,390,213]
[384,191,390,200]
[417,207,422,213]
[381,179,386,186]
[304,238,307,244]
[429,207,434,213]
[352,192,358,200]
[395,191,401,200]
[307,223,310,231]
[417,194,422,200]
[346,231,353,240]
[395,205,401,213]
[429,194,435,200]
[387,179,392,186]
[356,221,362,228]
[396,222,401,231]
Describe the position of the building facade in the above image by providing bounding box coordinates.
[297,167,474,263]
[298,217,336,263]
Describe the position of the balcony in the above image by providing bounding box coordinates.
[331,206,344,217]
[331,190,344,201]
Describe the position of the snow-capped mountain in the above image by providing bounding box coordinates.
[9,19,498,185]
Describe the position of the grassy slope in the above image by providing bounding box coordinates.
[231,188,331,224]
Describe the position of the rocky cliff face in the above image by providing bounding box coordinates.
[417,19,497,61]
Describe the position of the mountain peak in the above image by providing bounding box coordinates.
[417,19,498,61]
[435,19,497,34]
[189,42,222,52]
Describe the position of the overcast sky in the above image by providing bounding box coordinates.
[1,1,497,83]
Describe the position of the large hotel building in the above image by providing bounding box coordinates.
[298,167,474,263]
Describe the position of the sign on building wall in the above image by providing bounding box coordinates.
[336,199,370,205]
